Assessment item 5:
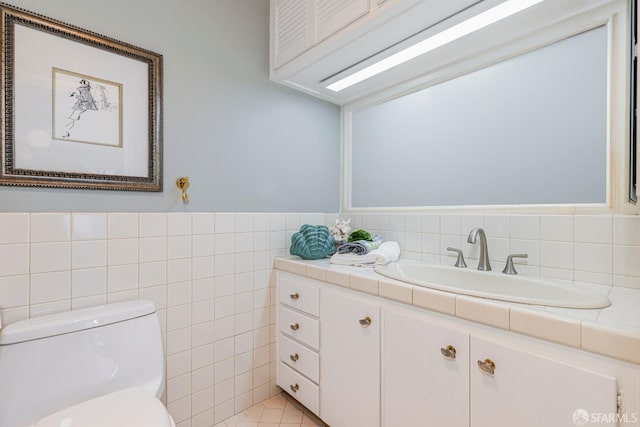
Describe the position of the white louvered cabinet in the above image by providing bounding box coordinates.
[271,0,371,69]
[314,0,370,44]
[271,0,311,69]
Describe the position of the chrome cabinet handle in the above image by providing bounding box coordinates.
[290,353,299,362]
[290,323,299,331]
[478,359,496,375]
[290,383,299,393]
[440,345,457,360]
[290,293,300,300]
[359,316,372,327]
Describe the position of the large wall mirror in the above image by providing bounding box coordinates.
[344,0,632,212]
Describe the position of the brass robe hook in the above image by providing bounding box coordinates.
[176,177,190,203]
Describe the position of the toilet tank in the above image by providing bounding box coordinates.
[0,300,165,427]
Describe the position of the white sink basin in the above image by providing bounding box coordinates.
[374,261,610,309]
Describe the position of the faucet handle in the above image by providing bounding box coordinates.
[447,247,467,268]
[502,254,528,275]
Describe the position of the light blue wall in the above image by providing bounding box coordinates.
[0,0,340,212]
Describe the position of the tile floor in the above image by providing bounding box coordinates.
[215,393,327,427]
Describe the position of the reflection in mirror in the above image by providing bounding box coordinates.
[351,26,607,208]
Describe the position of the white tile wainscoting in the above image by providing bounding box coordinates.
[0,212,329,427]
[1,211,640,427]
[346,212,640,290]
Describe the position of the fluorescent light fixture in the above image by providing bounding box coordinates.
[326,0,545,92]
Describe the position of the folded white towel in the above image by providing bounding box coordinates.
[330,241,400,266]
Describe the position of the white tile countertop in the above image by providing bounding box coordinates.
[274,256,640,364]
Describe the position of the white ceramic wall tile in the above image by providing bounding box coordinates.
[484,215,510,238]
[31,242,70,273]
[139,261,167,287]
[168,213,192,236]
[460,214,483,235]
[574,215,612,244]
[108,239,139,266]
[72,213,107,240]
[193,235,215,257]
[375,214,390,230]
[285,213,301,231]
[108,264,138,293]
[72,240,107,269]
[613,215,640,246]
[192,213,215,235]
[168,259,192,284]
[30,271,70,304]
[404,214,421,232]
[540,215,574,242]
[440,215,460,235]
[139,237,167,262]
[510,215,540,240]
[72,267,107,298]
[0,213,29,244]
[215,234,235,255]
[613,245,640,277]
[540,241,574,270]
[215,214,236,234]
[0,275,29,308]
[168,236,192,260]
[108,213,139,239]
[31,213,70,243]
[10,210,640,426]
[574,243,612,274]
[139,213,167,238]
[0,244,29,276]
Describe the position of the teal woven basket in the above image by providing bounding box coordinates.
[290,224,336,260]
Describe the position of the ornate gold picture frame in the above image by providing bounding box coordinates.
[0,3,163,191]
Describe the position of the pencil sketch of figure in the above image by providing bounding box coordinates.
[53,68,123,146]
[62,79,99,138]
[95,84,118,112]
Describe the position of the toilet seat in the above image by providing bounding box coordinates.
[34,387,175,427]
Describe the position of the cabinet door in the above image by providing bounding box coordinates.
[383,308,470,427]
[320,288,380,427]
[470,335,618,427]
[272,0,311,68]
[315,0,370,43]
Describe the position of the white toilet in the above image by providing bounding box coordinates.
[0,300,176,427]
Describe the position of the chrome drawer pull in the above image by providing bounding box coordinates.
[478,359,496,375]
[359,316,372,327]
[290,293,300,300]
[290,353,299,362]
[290,323,300,331]
[290,383,299,393]
[440,345,457,360]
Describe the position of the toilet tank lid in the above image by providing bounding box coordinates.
[0,300,156,345]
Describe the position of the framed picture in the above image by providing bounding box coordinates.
[0,3,163,191]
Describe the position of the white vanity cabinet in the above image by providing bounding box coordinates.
[382,306,470,427]
[320,287,381,427]
[470,335,618,427]
[276,270,639,427]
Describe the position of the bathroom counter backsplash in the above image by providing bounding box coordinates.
[274,256,640,364]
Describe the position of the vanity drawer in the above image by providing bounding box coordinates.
[278,333,319,383]
[278,361,320,416]
[278,306,319,350]
[278,276,320,316]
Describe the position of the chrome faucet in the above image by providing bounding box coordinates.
[467,227,491,271]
